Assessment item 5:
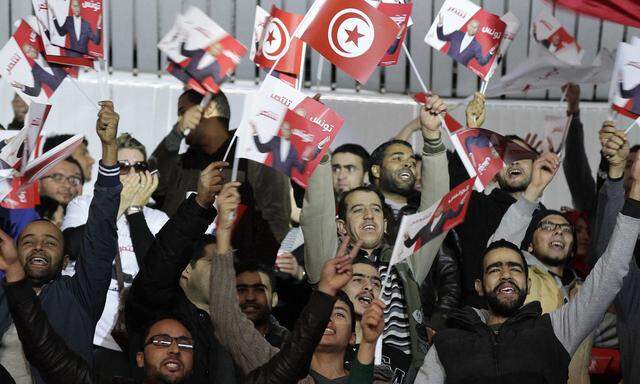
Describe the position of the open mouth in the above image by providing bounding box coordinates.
[549,240,565,250]
[361,222,377,232]
[323,327,336,335]
[356,293,373,307]
[27,256,49,268]
[162,358,183,372]
[495,282,518,296]
[398,171,413,181]
[507,167,523,178]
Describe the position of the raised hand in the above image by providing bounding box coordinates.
[466,92,486,128]
[177,105,202,135]
[419,94,446,140]
[96,101,119,146]
[117,172,142,217]
[11,81,25,92]
[361,299,385,344]
[195,161,228,208]
[0,229,19,272]
[600,122,629,179]
[524,152,561,202]
[132,171,159,207]
[275,252,306,281]
[562,83,580,115]
[318,239,360,296]
[216,181,241,232]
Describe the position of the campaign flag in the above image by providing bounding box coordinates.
[236,75,344,187]
[451,128,538,191]
[425,0,505,80]
[390,177,474,267]
[31,1,94,67]
[22,134,84,185]
[295,0,400,84]
[0,20,70,104]
[532,9,583,66]
[47,0,104,58]
[609,42,640,119]
[158,8,247,94]
[486,11,521,80]
[0,178,40,209]
[540,114,572,153]
[550,0,640,29]
[251,5,305,76]
[377,2,412,67]
[486,49,614,97]
[412,92,463,133]
[166,60,208,95]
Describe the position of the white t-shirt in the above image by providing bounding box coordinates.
[61,195,170,351]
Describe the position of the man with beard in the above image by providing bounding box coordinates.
[301,96,453,376]
[423,92,544,308]
[235,261,289,347]
[0,101,121,384]
[369,139,418,220]
[415,173,640,384]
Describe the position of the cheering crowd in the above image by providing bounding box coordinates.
[0,81,638,384]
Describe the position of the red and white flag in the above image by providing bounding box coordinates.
[31,0,94,67]
[0,19,70,104]
[550,0,640,29]
[412,92,463,133]
[425,0,505,80]
[609,42,640,119]
[451,128,538,191]
[295,0,400,84]
[158,7,247,94]
[377,2,412,67]
[237,75,344,187]
[46,0,104,58]
[0,177,40,209]
[532,9,583,66]
[22,133,84,185]
[0,103,50,170]
[251,5,305,76]
[486,11,521,80]
[390,177,475,268]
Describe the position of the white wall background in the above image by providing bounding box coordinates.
[2,71,637,210]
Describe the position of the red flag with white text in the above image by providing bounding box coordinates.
[377,2,412,67]
[295,0,400,84]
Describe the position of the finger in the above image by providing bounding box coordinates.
[99,100,114,110]
[204,161,229,174]
[347,240,363,260]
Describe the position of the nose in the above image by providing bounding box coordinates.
[245,288,256,301]
[363,207,373,219]
[337,169,346,180]
[499,268,512,280]
[362,280,373,292]
[168,340,181,354]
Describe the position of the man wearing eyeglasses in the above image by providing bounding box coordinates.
[40,159,84,206]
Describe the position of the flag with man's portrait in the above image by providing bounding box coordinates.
[46,0,104,58]
[609,41,640,119]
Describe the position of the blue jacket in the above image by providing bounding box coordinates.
[23,63,67,97]
[0,162,121,384]
[436,26,493,67]
[253,135,306,176]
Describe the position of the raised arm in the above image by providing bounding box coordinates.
[300,155,338,284]
[551,151,640,356]
[52,15,68,37]
[488,153,560,246]
[127,161,225,320]
[68,101,122,323]
[409,95,451,285]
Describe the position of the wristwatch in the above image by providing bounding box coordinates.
[125,206,143,216]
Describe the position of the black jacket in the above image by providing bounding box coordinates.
[434,302,570,384]
[5,277,337,384]
[125,195,237,383]
[420,232,461,330]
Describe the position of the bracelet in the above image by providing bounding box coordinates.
[125,206,143,215]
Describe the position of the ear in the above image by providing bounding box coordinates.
[370,164,381,180]
[383,218,388,234]
[474,279,484,297]
[527,244,533,253]
[136,352,145,368]
[271,292,279,309]
[62,255,70,270]
[336,219,348,237]
[349,332,357,347]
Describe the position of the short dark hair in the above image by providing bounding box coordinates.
[337,185,387,221]
[520,209,572,253]
[369,139,413,178]
[335,290,356,333]
[116,133,147,161]
[332,144,371,174]
[187,234,217,268]
[234,259,277,292]
[64,157,86,184]
[630,144,640,153]
[178,89,230,130]
[482,239,529,278]
[352,255,378,271]
[141,314,194,350]
[43,134,88,153]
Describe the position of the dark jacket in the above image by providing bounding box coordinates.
[0,163,120,384]
[265,315,290,349]
[420,233,461,330]
[53,16,101,55]
[150,129,290,258]
[125,194,236,383]
[434,303,570,384]
[253,135,306,175]
[23,62,67,97]
[436,26,493,66]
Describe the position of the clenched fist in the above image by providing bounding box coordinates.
[96,101,119,146]
[196,161,228,208]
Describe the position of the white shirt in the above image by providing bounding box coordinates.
[73,15,82,41]
[62,195,170,351]
[279,139,291,162]
[460,33,475,52]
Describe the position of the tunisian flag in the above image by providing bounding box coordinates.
[252,5,305,76]
[551,0,640,29]
[295,0,399,84]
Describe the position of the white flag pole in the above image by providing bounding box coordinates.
[624,117,640,135]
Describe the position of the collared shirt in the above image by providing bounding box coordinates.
[460,33,474,52]
[73,16,82,42]
[280,139,291,163]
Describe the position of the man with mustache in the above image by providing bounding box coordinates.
[235,261,289,347]
[0,101,121,384]
[301,95,453,377]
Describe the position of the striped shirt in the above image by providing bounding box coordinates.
[379,264,411,355]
